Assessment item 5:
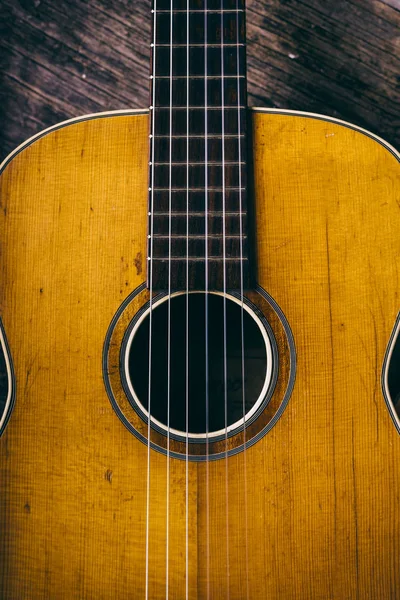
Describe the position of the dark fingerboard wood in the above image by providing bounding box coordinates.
[148,0,249,291]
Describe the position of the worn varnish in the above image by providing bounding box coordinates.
[1,0,399,160]
[0,111,399,597]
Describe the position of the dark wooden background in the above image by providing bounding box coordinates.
[1,0,399,160]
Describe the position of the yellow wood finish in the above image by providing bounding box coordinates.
[0,111,399,598]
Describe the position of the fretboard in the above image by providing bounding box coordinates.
[148,0,250,291]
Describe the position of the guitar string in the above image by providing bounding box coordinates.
[220,2,230,597]
[204,3,211,598]
[148,5,245,597]
[185,1,190,597]
[237,1,249,596]
[166,0,174,596]
[145,1,157,597]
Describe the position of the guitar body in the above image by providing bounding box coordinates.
[0,109,399,599]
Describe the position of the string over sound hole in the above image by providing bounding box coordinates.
[125,293,271,439]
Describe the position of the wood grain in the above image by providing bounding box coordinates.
[0,0,399,160]
[0,110,399,597]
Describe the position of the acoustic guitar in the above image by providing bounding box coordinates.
[1,1,400,598]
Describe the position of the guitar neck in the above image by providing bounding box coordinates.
[148,0,250,291]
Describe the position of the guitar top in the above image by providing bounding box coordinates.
[0,1,400,598]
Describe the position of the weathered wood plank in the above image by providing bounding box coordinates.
[377,0,400,11]
[0,0,399,160]
[245,1,399,143]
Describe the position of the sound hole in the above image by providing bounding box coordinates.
[125,293,270,438]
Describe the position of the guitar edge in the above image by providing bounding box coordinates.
[0,109,399,598]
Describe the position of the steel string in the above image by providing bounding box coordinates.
[237,0,250,596]
[185,1,190,597]
[204,2,211,598]
[145,1,158,597]
[165,0,174,597]
[220,2,231,597]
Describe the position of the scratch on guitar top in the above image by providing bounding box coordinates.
[134,251,143,275]
[105,469,113,484]
[325,132,335,138]
[273,239,291,251]
[24,352,40,397]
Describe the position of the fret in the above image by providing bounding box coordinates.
[150,257,248,262]
[153,211,247,216]
[154,46,245,78]
[152,164,246,188]
[152,214,247,235]
[152,186,245,191]
[153,138,243,162]
[154,76,246,107]
[153,107,246,135]
[151,106,246,109]
[153,43,245,47]
[152,236,247,258]
[153,75,246,79]
[156,0,245,9]
[153,234,246,238]
[155,12,244,46]
[153,134,245,137]
[154,9,245,12]
[150,189,246,212]
[152,161,246,165]
[152,161,245,165]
